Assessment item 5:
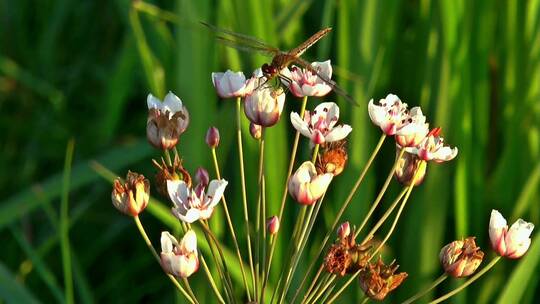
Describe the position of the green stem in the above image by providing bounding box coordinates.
[255,131,266,298]
[211,147,252,301]
[293,134,386,303]
[133,216,195,304]
[429,257,502,304]
[361,188,408,245]
[236,97,257,296]
[60,139,75,304]
[401,273,448,304]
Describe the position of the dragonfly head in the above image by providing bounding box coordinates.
[262,63,278,78]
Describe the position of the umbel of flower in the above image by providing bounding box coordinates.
[152,154,191,198]
[395,107,429,147]
[160,230,199,278]
[405,127,458,162]
[244,86,286,127]
[211,70,257,98]
[111,171,150,217]
[290,102,352,145]
[368,94,410,135]
[439,237,484,278]
[289,161,333,205]
[359,258,408,301]
[147,92,190,150]
[280,60,333,97]
[167,179,228,223]
[489,209,534,259]
[394,146,427,186]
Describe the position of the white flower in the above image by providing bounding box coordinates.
[281,60,333,97]
[211,70,257,98]
[146,92,190,150]
[160,230,199,278]
[368,94,409,135]
[404,127,458,162]
[288,161,333,205]
[290,102,352,144]
[167,179,228,223]
[244,86,286,127]
[489,210,534,259]
[395,107,429,147]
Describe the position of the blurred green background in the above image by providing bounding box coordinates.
[1,0,539,303]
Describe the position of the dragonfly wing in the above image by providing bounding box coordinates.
[292,58,359,106]
[215,36,278,57]
[201,22,279,51]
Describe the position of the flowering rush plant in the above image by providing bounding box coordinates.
[111,42,534,304]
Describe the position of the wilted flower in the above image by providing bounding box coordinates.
[267,216,280,235]
[405,127,458,162]
[195,167,209,187]
[244,86,285,127]
[205,126,220,148]
[160,230,199,278]
[289,161,333,205]
[281,60,333,97]
[359,258,408,301]
[250,123,262,139]
[147,92,190,150]
[439,237,484,278]
[152,154,191,197]
[368,94,410,135]
[211,70,257,98]
[489,210,534,259]
[395,107,429,147]
[316,140,348,176]
[394,147,427,186]
[111,171,150,216]
[290,102,352,145]
[325,226,370,276]
[167,179,228,223]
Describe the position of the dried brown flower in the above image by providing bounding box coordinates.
[316,140,348,176]
[111,171,150,216]
[153,154,192,198]
[440,237,484,278]
[324,225,371,276]
[359,258,408,301]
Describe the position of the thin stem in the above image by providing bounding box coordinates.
[361,297,369,304]
[60,139,74,304]
[211,147,252,301]
[255,131,266,298]
[200,254,226,303]
[311,144,320,163]
[164,149,173,166]
[302,271,329,304]
[301,265,324,303]
[293,134,386,303]
[354,148,405,239]
[133,216,195,304]
[309,274,336,304]
[429,257,502,304]
[361,188,408,245]
[236,97,257,295]
[259,178,268,303]
[401,273,448,304]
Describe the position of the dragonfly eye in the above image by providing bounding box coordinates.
[262,63,270,75]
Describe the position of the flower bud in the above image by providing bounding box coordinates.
[337,222,351,239]
[489,209,534,259]
[250,123,262,139]
[195,167,209,187]
[153,155,191,198]
[206,126,220,148]
[316,140,348,176]
[111,171,150,216]
[394,147,427,186]
[244,86,285,127]
[289,161,333,205]
[267,216,280,235]
[439,237,484,278]
[359,258,408,301]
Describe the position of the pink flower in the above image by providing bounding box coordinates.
[290,102,352,145]
[244,86,286,127]
[281,60,333,97]
[146,92,190,150]
[167,179,228,223]
[489,210,534,259]
[160,230,199,278]
[211,70,256,98]
[395,107,429,147]
[368,94,409,135]
[289,161,333,205]
[405,127,458,162]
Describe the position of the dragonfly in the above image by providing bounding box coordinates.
[201,22,358,105]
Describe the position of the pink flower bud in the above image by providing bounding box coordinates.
[206,126,220,148]
[489,210,534,259]
[439,237,484,278]
[250,123,262,139]
[195,167,209,186]
[267,216,280,235]
[289,161,333,205]
[244,86,285,127]
[337,222,351,239]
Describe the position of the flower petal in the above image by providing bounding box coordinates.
[290,112,312,138]
[204,179,228,209]
[325,125,353,142]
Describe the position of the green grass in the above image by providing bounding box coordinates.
[1,0,539,303]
